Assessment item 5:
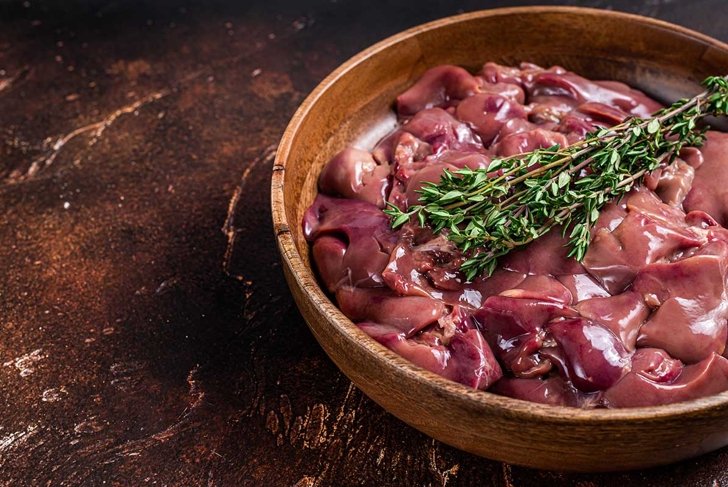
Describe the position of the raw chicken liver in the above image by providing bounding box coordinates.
[304,62,728,407]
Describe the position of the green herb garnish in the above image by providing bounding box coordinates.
[385,76,728,281]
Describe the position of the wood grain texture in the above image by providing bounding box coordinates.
[1,0,728,485]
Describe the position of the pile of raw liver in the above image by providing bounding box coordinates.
[303,62,728,408]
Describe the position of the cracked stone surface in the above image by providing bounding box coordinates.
[0,0,726,485]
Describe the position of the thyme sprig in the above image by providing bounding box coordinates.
[385,76,728,281]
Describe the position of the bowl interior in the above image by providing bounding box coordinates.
[273,6,728,470]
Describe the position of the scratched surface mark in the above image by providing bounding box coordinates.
[0,0,727,485]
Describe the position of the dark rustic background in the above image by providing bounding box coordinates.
[1,0,727,485]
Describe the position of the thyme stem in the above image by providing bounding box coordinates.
[385,76,728,281]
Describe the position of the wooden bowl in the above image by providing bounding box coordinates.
[271,7,728,471]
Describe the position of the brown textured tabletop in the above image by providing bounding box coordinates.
[1,1,727,485]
